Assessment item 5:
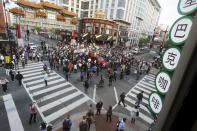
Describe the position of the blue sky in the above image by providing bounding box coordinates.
[158,0,181,27]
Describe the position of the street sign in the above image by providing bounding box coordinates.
[155,71,171,95]
[169,16,193,45]
[149,92,163,114]
[178,0,197,15]
[162,47,181,71]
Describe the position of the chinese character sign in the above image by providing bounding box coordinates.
[178,0,197,15]
[170,16,193,45]
[156,72,171,94]
[149,93,163,114]
[163,47,181,71]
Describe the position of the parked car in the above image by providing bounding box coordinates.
[131,48,140,54]
[29,42,37,50]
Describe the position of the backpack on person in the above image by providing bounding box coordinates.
[63,119,72,130]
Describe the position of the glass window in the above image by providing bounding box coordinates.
[110,9,114,19]
[63,0,69,5]
[81,2,89,9]
[106,0,109,8]
[100,0,103,8]
[118,0,125,8]
[116,9,124,19]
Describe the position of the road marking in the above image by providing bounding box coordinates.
[135,86,152,94]
[45,96,89,123]
[93,85,96,101]
[32,82,70,96]
[132,88,149,98]
[18,66,43,72]
[21,68,43,74]
[36,86,76,103]
[3,94,25,131]
[27,76,60,85]
[138,82,156,92]
[28,78,65,91]
[142,78,155,85]
[40,91,82,112]
[146,74,155,78]
[23,72,56,81]
[140,81,156,88]
[127,93,149,105]
[125,104,153,124]
[144,76,155,81]
[114,87,119,104]
[23,72,43,77]
[125,96,150,113]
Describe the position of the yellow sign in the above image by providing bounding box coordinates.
[5,56,10,64]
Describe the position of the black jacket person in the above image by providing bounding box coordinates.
[15,71,24,86]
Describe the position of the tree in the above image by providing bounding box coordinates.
[139,37,150,47]
[34,26,41,32]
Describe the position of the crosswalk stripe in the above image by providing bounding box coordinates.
[28,78,65,91]
[125,97,150,113]
[19,66,43,72]
[32,82,70,96]
[135,86,152,94]
[144,76,155,82]
[138,82,156,92]
[36,86,76,103]
[131,89,149,98]
[140,81,155,88]
[19,62,43,67]
[27,76,60,85]
[45,96,89,123]
[142,78,155,84]
[3,94,25,131]
[18,63,43,68]
[40,91,82,112]
[125,104,153,124]
[23,72,43,77]
[146,74,155,79]
[23,72,56,81]
[127,93,149,105]
[21,68,43,74]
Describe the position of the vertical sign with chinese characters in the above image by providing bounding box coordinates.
[149,0,196,116]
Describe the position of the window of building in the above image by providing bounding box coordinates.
[63,0,69,5]
[118,0,126,8]
[81,2,89,9]
[106,0,109,8]
[116,9,124,19]
[100,0,104,9]
[110,9,114,19]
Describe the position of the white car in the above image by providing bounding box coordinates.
[131,48,140,54]
[29,43,37,50]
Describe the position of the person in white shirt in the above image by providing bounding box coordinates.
[44,73,48,87]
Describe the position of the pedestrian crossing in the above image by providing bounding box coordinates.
[3,94,24,131]
[18,61,93,124]
[124,73,156,125]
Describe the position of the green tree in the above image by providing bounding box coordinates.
[34,26,41,32]
[139,37,150,47]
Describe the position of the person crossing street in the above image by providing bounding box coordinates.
[44,73,48,87]
[118,92,127,107]
[15,71,24,87]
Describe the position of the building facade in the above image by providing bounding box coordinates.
[79,0,161,45]
[8,0,161,45]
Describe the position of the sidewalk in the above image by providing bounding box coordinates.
[53,111,147,131]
